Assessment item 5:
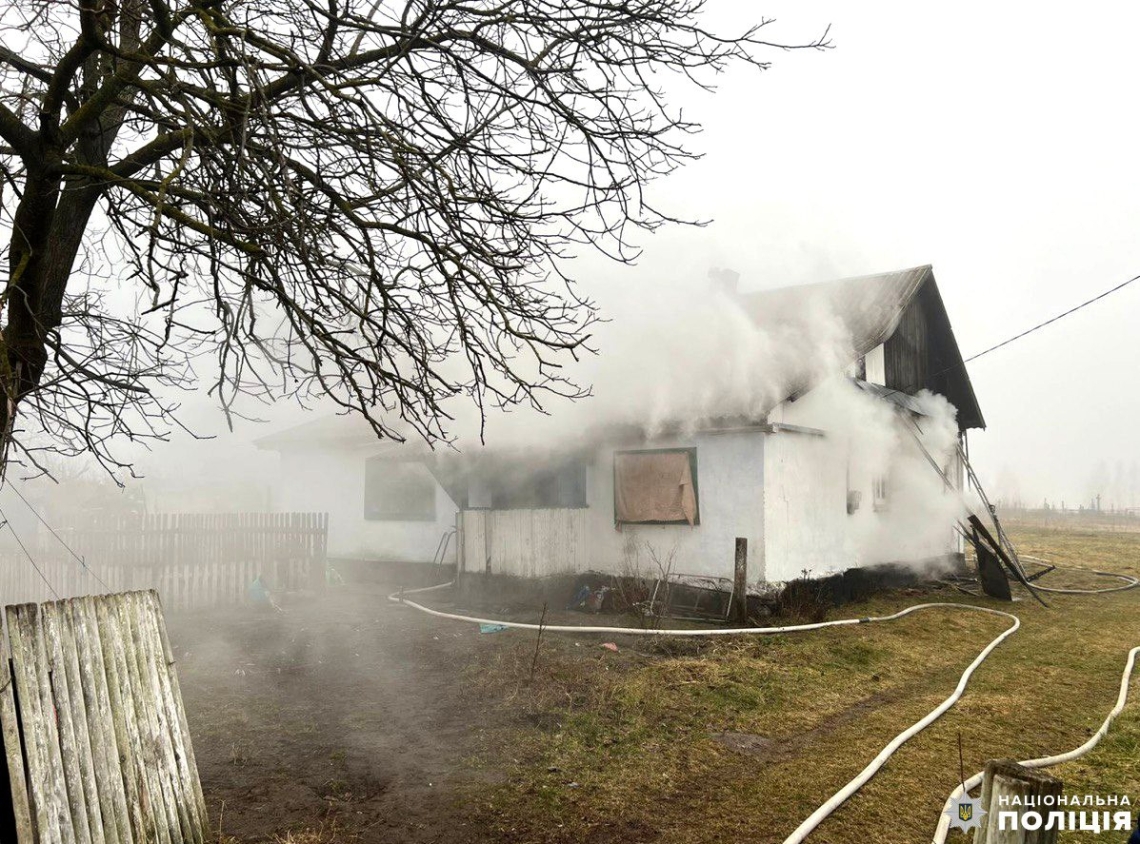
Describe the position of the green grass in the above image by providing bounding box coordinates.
[462,522,1140,844]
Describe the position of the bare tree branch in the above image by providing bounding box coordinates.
[0,0,830,477]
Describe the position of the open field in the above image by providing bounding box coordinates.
[175,521,1140,843]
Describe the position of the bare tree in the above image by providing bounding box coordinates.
[0,0,828,477]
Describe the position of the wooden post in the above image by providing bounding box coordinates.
[731,538,748,624]
[974,759,1063,844]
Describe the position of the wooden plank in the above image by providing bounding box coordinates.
[71,598,131,844]
[115,595,180,844]
[128,593,194,844]
[967,515,1047,607]
[44,601,99,844]
[95,596,157,844]
[139,592,205,844]
[731,538,748,623]
[32,602,78,844]
[975,758,1063,844]
[13,603,72,844]
[0,609,34,844]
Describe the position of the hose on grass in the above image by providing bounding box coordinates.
[1018,555,1139,594]
[390,582,997,637]
[930,645,1140,843]
[389,583,1021,842]
[389,575,1136,843]
[778,606,1021,844]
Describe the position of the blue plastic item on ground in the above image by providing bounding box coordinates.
[248,575,272,606]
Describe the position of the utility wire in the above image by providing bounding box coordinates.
[0,508,59,600]
[864,270,1140,405]
[964,272,1140,364]
[6,484,110,590]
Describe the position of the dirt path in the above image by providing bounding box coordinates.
[170,579,502,843]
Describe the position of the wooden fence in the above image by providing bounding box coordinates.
[460,509,589,578]
[0,513,328,611]
[1,591,208,844]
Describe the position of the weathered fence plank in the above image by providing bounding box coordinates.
[0,620,33,843]
[461,509,589,578]
[2,592,207,844]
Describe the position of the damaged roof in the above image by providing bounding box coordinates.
[742,265,985,431]
[259,264,984,451]
[744,265,931,357]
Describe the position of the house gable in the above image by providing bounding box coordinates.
[744,265,984,432]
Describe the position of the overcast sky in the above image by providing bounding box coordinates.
[602,0,1140,508]
[123,1,1140,510]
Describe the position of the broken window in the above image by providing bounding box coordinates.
[488,461,588,509]
[613,448,699,526]
[364,459,437,521]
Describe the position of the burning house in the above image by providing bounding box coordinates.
[259,264,984,585]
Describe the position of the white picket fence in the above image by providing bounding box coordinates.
[0,512,327,611]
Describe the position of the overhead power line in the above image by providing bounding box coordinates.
[0,507,59,600]
[965,272,1140,364]
[7,483,110,590]
[862,270,1140,410]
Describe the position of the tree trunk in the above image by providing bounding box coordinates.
[1,156,100,454]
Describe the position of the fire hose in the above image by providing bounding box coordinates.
[388,564,1137,843]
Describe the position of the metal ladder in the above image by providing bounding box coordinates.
[957,442,1025,576]
[432,527,457,567]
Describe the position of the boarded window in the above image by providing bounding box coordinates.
[364,459,436,521]
[613,449,699,525]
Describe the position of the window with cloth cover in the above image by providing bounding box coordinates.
[613,448,699,525]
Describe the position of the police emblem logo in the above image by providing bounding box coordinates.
[945,794,985,832]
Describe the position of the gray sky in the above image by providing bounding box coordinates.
[604,0,1140,508]
[129,1,1140,510]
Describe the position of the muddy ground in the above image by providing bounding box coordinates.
[170,573,525,843]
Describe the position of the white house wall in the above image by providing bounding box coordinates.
[459,431,766,582]
[275,448,458,562]
[766,386,961,576]
[457,385,963,583]
[583,430,766,583]
[762,430,852,582]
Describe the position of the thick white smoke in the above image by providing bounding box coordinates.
[461,273,861,450]
[458,272,973,570]
[812,380,968,567]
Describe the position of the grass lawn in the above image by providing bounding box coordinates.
[462,521,1140,844]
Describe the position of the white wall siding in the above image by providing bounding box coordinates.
[458,432,765,583]
[865,344,886,385]
[276,448,458,562]
[762,430,852,582]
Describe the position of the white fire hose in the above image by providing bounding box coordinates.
[388,563,1137,843]
[1019,555,1139,594]
[931,645,1139,843]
